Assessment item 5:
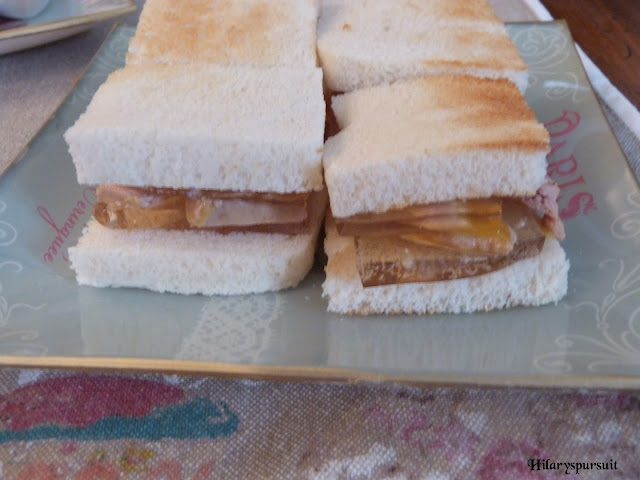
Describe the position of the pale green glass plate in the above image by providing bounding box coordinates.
[1,22,639,389]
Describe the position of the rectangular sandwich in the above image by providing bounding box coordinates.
[317,0,528,93]
[65,64,326,295]
[127,0,319,68]
[322,75,569,314]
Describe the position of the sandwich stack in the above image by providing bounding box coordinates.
[65,0,326,295]
[318,0,570,314]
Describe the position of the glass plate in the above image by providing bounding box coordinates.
[1,22,640,389]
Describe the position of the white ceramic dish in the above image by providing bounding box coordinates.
[0,0,135,55]
[1,22,639,389]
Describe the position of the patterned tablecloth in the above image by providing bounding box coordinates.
[1,0,640,478]
[0,368,638,479]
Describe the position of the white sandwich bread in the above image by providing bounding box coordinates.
[65,63,327,295]
[317,0,528,93]
[65,65,325,192]
[321,75,569,314]
[323,75,547,218]
[127,0,319,68]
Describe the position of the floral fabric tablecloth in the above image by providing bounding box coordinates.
[0,368,638,479]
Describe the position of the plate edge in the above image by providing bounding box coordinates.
[0,1,136,41]
[0,355,638,391]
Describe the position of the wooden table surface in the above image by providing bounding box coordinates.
[540,0,640,111]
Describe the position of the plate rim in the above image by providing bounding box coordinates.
[0,0,135,41]
[1,355,639,391]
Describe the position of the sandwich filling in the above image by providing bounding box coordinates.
[334,177,565,287]
[94,185,321,235]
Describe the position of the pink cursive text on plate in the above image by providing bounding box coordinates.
[38,187,95,263]
[545,110,598,220]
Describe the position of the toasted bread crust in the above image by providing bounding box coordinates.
[128,0,318,67]
[317,0,527,92]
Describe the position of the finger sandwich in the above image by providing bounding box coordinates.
[322,75,569,314]
[65,0,326,295]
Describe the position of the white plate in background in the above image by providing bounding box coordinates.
[0,0,135,55]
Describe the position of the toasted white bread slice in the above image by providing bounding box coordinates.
[323,75,549,218]
[317,0,528,93]
[70,221,319,295]
[69,192,327,295]
[127,0,319,68]
[65,64,326,193]
[322,216,569,315]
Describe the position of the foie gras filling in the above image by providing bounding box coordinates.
[335,196,562,287]
[94,185,315,234]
